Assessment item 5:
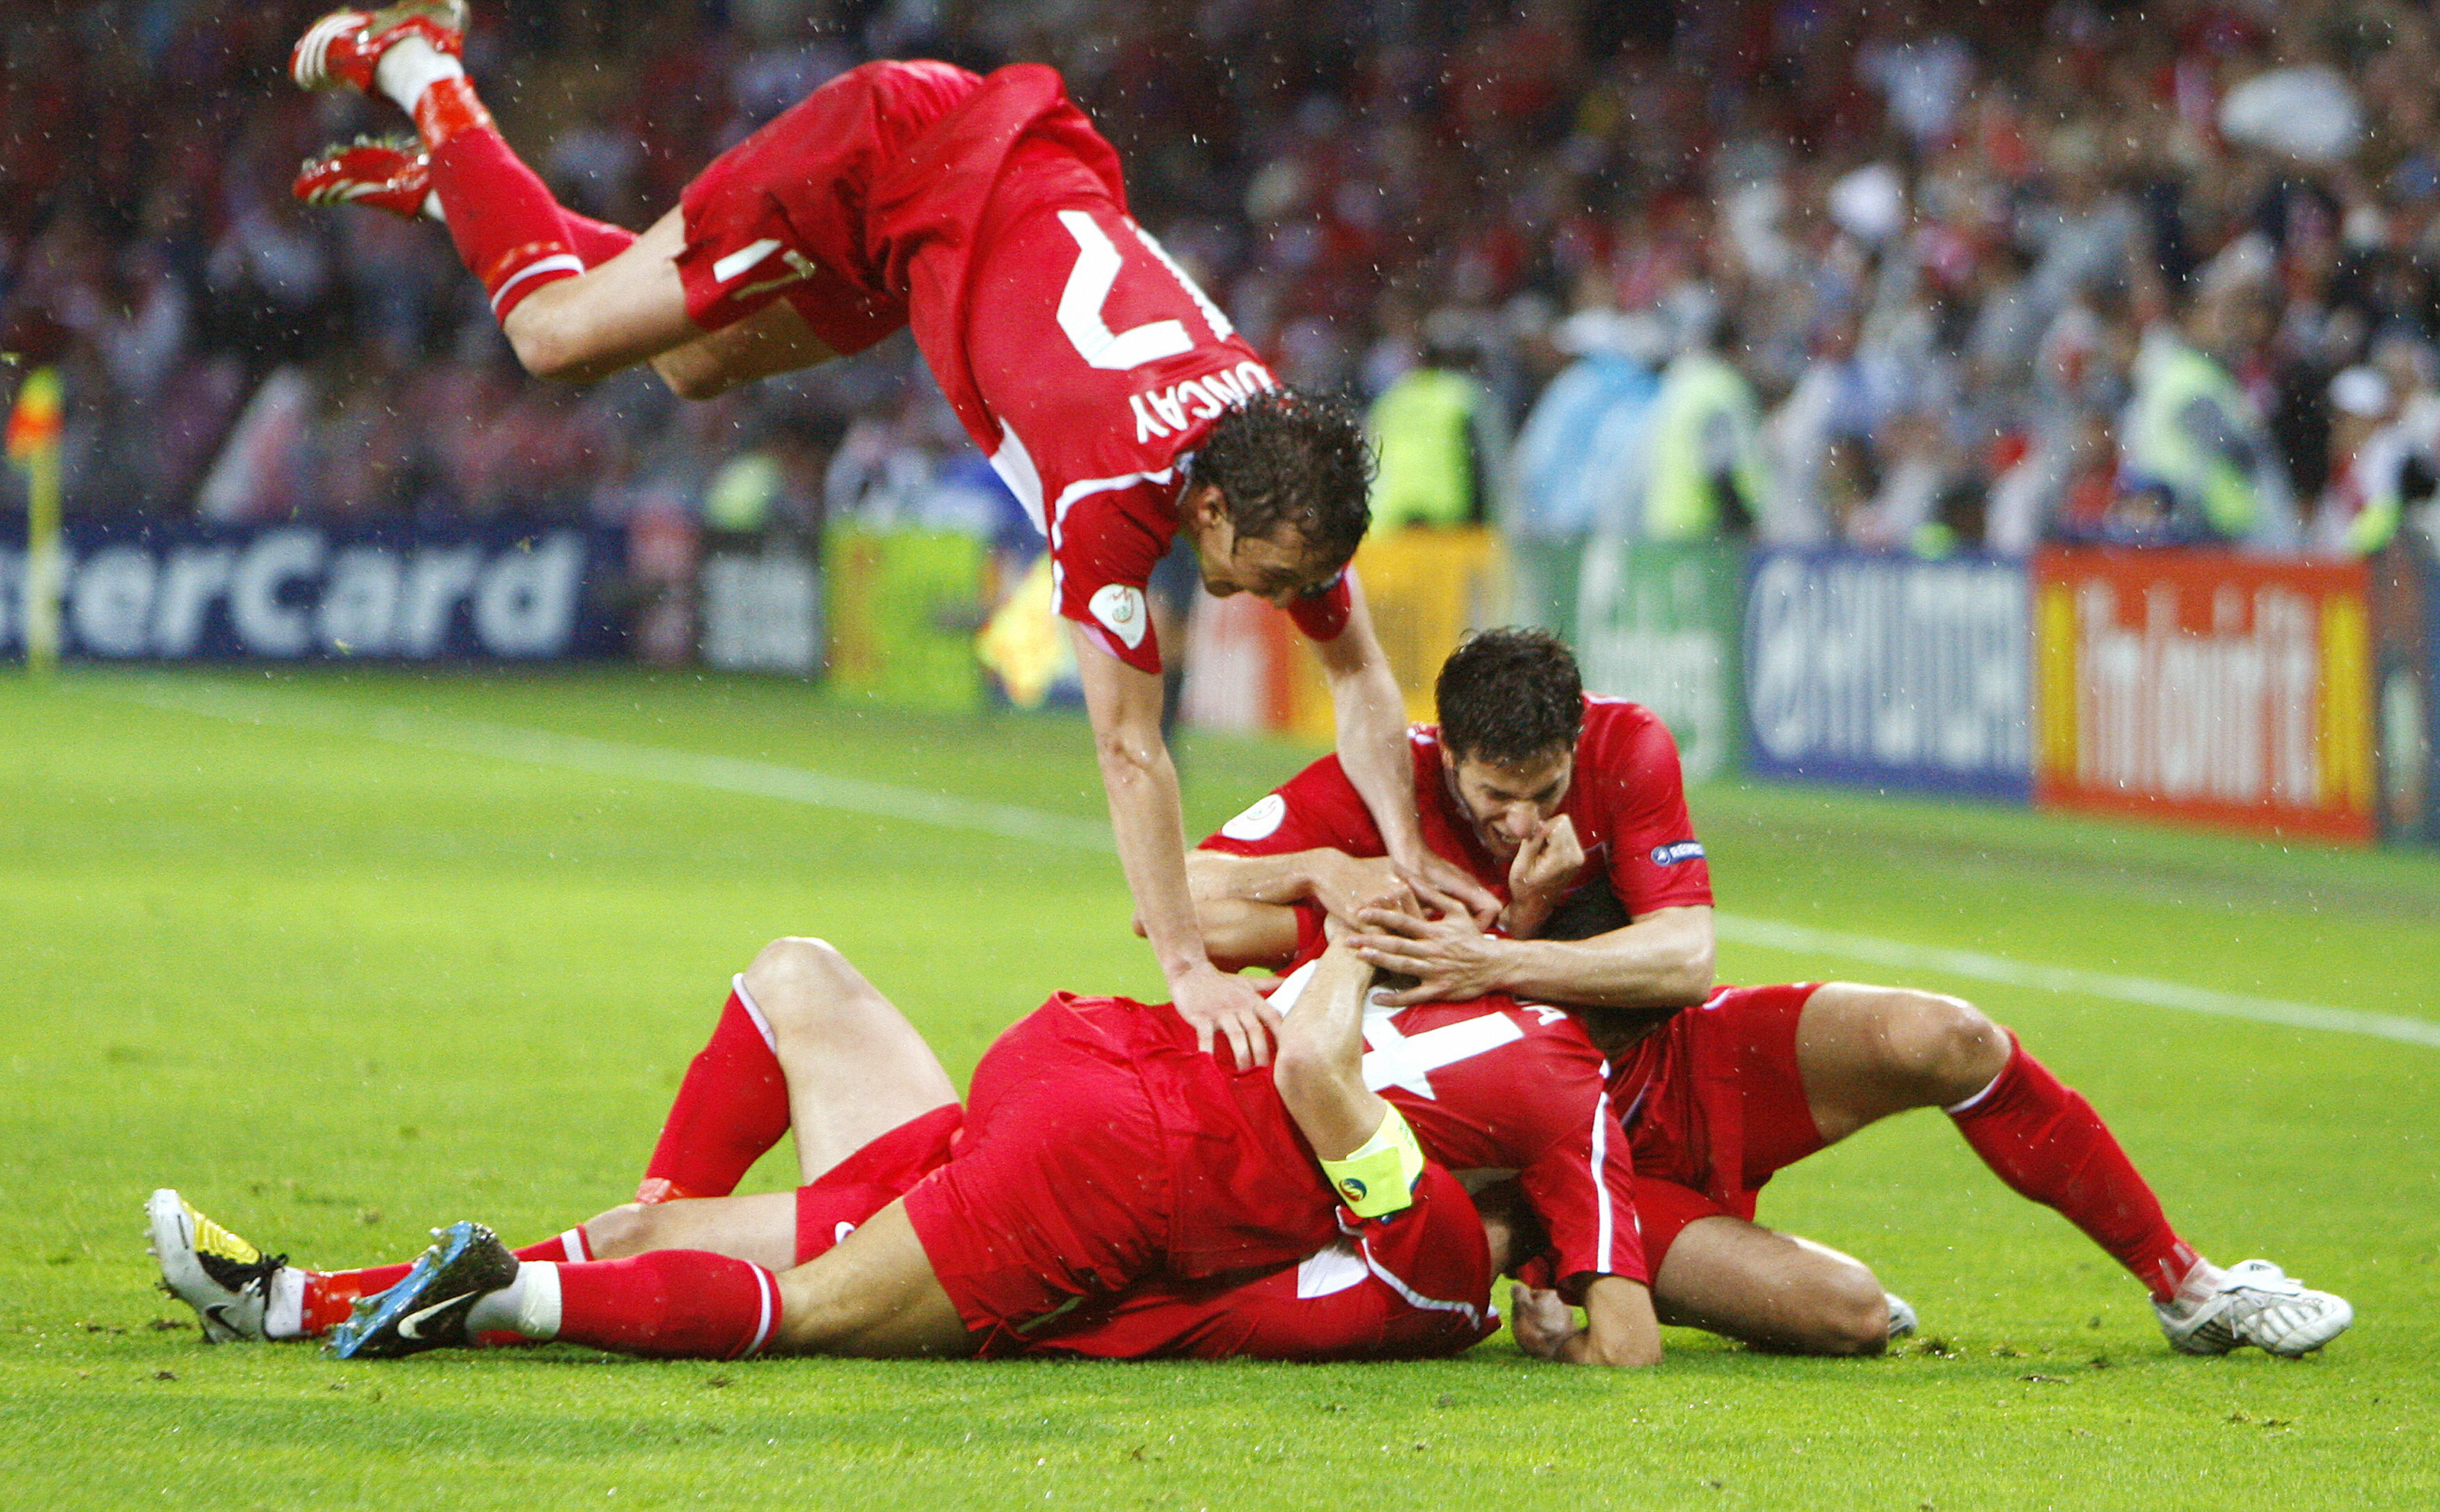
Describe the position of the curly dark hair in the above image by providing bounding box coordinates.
[1435,627,1584,765]
[1194,388,1373,574]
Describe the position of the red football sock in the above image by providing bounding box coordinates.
[411,78,583,321]
[639,988,793,1203]
[300,1228,597,1335]
[559,211,636,267]
[1949,1039,2198,1301]
[554,1251,780,1359]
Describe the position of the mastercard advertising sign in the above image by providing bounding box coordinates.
[2034,550,2376,843]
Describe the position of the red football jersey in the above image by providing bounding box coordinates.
[1060,970,1645,1298]
[1265,961,1645,1296]
[1200,694,1714,919]
[1003,1163,1501,1362]
[882,68,1350,673]
[679,62,1350,675]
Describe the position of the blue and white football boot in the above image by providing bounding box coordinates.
[328,1220,517,1359]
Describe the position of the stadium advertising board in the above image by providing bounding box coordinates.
[823,524,984,711]
[1180,587,1297,734]
[2032,549,2376,843]
[2367,545,2433,845]
[1744,550,2031,799]
[1507,535,1583,643]
[700,536,822,676]
[0,514,621,662]
[1286,527,1506,742]
[1576,538,1741,783]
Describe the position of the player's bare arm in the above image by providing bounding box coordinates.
[1075,623,1281,1065]
[1183,846,1400,966]
[1269,902,1405,1161]
[1354,899,1714,1009]
[1509,1276,1663,1368]
[1307,581,1500,927]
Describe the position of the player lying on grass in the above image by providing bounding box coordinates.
[1185,628,2354,1359]
[284,4,1500,1067]
[154,911,1659,1366]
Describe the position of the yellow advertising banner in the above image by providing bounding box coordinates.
[1286,528,1508,742]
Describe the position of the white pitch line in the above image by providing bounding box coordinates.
[93,675,1116,855]
[1713,915,2440,1051]
[91,676,2440,1050]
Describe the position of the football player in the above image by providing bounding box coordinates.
[1186,627,2354,1359]
[153,906,1654,1365]
[285,6,1500,1066]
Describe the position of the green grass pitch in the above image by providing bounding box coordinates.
[2,667,2434,1510]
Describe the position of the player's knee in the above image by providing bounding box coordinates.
[1877,991,2006,1104]
[742,936,860,1029]
[1785,1258,1890,1356]
[501,300,591,383]
[581,1202,654,1259]
[1810,1272,1893,1357]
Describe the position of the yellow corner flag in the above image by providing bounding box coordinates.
[8,366,64,679]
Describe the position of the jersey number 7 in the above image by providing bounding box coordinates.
[1055,210,1234,371]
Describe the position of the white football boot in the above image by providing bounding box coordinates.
[1884,1292,1919,1342]
[2155,1258,2353,1358]
[148,1189,287,1343]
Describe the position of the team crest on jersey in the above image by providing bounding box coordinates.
[1650,840,1705,865]
[1220,792,1287,841]
[1089,583,1148,648]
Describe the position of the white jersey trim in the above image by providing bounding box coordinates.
[1589,1088,1617,1274]
[1357,1232,1487,1329]
[989,419,1048,538]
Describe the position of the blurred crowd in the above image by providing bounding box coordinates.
[8,0,2440,560]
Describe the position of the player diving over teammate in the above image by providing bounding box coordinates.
[152,900,1660,1366]
[1187,628,2354,1359]
[282,4,1500,1070]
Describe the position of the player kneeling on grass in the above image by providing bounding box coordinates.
[153,908,1656,1366]
[1188,628,2355,1360]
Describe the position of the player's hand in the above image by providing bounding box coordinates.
[1308,853,1404,929]
[1500,815,1585,938]
[1348,902,1510,1005]
[1170,960,1283,1069]
[1391,848,1501,930]
[1322,880,1420,948]
[1509,1283,1583,1361]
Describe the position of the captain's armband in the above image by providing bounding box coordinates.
[1319,1106,1426,1219]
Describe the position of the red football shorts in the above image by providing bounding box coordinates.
[1002,1163,1498,1362]
[1610,983,1829,1272]
[675,59,979,352]
[791,1102,963,1266]
[899,1003,1171,1336]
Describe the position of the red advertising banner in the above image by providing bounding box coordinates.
[2034,549,2376,843]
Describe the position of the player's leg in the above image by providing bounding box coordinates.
[1794,983,2351,1353]
[1797,982,2196,1297]
[1631,1174,1896,1357]
[494,208,700,383]
[150,1189,608,1343]
[650,298,839,401]
[765,1200,976,1357]
[639,936,956,1202]
[1793,982,2011,1140]
[291,4,701,377]
[332,1202,975,1361]
[743,937,961,1182]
